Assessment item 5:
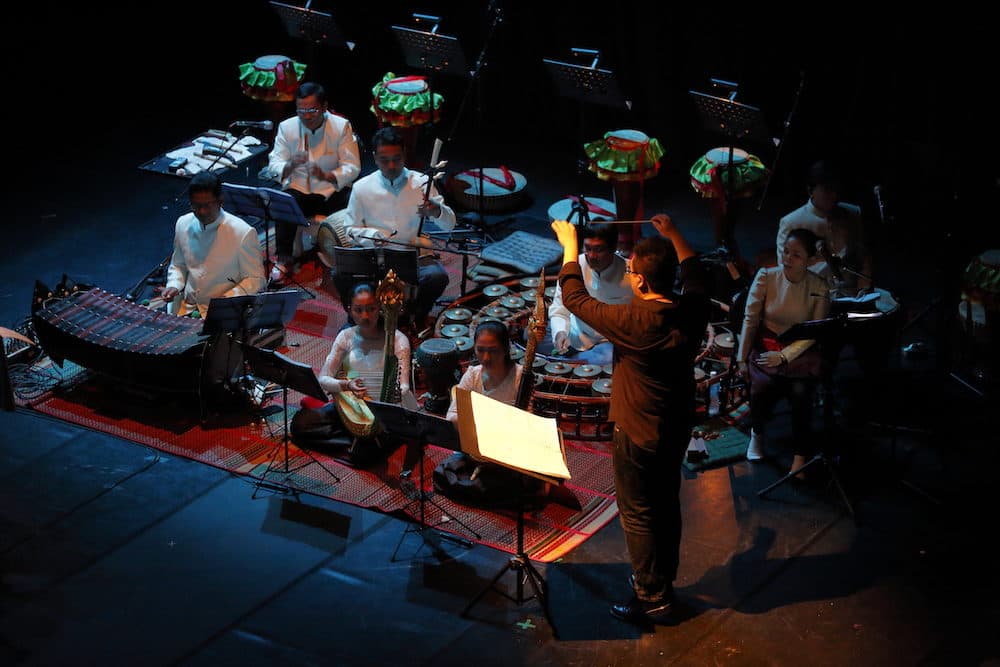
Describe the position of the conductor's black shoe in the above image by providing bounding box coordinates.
[610,596,674,625]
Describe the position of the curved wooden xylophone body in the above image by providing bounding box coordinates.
[33,288,210,393]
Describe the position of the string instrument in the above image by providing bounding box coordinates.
[333,386,377,439]
[514,269,547,410]
[376,269,406,403]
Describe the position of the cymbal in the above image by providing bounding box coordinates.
[441,324,469,338]
[520,276,541,288]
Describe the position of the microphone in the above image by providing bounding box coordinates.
[873,185,886,224]
[231,120,273,130]
[817,240,846,284]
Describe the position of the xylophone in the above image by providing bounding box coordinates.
[33,288,211,393]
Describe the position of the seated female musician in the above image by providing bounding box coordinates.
[445,320,522,423]
[737,228,830,476]
[439,320,545,506]
[290,282,417,463]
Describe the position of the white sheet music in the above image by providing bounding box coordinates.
[455,388,570,482]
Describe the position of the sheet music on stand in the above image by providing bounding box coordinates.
[543,56,625,109]
[689,90,769,143]
[391,24,467,74]
[270,1,347,47]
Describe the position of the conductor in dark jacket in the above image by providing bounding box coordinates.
[551,215,710,625]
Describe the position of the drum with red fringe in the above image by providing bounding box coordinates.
[371,73,443,128]
[583,129,663,182]
[689,147,768,200]
[238,55,307,102]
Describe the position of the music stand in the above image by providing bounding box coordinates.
[221,184,315,297]
[543,54,625,109]
[393,14,467,137]
[689,83,769,255]
[242,344,341,495]
[757,314,855,516]
[392,20,467,75]
[365,399,480,560]
[545,50,626,231]
[201,290,302,340]
[270,1,347,48]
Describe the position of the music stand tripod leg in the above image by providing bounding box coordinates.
[253,385,341,498]
[460,477,553,633]
[391,432,478,562]
[757,453,855,517]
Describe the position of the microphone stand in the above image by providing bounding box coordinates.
[445,2,505,237]
[756,71,806,212]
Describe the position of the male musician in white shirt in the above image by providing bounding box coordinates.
[267,82,361,283]
[343,126,456,329]
[776,160,872,294]
[161,172,266,318]
[547,223,632,365]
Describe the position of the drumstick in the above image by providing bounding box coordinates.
[560,219,655,225]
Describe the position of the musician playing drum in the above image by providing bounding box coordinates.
[161,172,266,317]
[343,126,456,330]
[290,282,417,463]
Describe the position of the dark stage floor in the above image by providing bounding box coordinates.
[4,6,999,666]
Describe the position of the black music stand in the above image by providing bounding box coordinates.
[270,1,347,47]
[221,184,316,297]
[545,50,626,229]
[757,314,855,516]
[392,14,467,139]
[365,399,479,560]
[392,17,467,75]
[202,289,302,340]
[689,82,769,255]
[242,344,341,496]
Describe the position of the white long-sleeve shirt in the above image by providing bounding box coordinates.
[165,210,266,317]
[446,363,523,423]
[548,252,632,350]
[317,326,416,407]
[738,266,830,363]
[344,168,456,248]
[268,112,361,200]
